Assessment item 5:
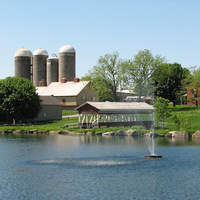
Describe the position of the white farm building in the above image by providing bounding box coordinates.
[36,78,97,109]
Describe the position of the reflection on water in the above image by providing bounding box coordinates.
[0,134,200,200]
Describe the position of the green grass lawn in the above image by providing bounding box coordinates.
[62,110,78,116]
[157,105,200,134]
[1,105,200,134]
[0,117,78,132]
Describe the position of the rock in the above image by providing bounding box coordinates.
[145,132,152,137]
[169,131,189,138]
[71,132,85,135]
[58,130,69,135]
[26,129,38,134]
[4,129,12,134]
[85,132,95,135]
[37,130,49,134]
[30,129,38,134]
[49,131,59,135]
[102,132,115,136]
[115,130,126,136]
[95,132,103,135]
[145,132,154,137]
[145,132,164,137]
[165,133,172,137]
[13,130,22,134]
[125,129,138,136]
[192,131,200,139]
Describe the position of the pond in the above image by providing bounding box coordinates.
[0,134,200,200]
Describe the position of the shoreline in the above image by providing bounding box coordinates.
[1,129,200,140]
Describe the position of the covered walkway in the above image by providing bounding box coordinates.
[75,102,155,129]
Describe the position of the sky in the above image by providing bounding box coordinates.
[1,0,200,79]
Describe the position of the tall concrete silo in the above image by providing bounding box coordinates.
[33,48,48,87]
[14,48,32,80]
[46,57,58,86]
[59,45,75,82]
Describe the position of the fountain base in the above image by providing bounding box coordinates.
[144,155,162,158]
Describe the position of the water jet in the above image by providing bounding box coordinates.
[145,113,162,159]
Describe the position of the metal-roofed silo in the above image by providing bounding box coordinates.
[14,48,32,80]
[33,48,48,87]
[59,45,75,82]
[46,56,58,86]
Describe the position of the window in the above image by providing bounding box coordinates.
[82,96,86,101]
[62,99,66,106]
[91,97,96,101]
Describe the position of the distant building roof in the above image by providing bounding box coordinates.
[76,101,154,114]
[125,96,145,99]
[36,81,90,97]
[117,89,134,94]
[40,96,62,106]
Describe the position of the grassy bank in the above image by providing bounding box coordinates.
[0,105,200,134]
[62,110,78,116]
[156,105,200,134]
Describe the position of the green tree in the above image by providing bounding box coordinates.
[153,97,170,129]
[152,63,188,107]
[0,77,41,123]
[81,52,123,101]
[121,49,165,102]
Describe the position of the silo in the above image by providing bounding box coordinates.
[59,45,75,82]
[14,48,32,80]
[33,48,48,87]
[46,57,58,85]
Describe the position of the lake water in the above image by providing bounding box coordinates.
[0,134,200,200]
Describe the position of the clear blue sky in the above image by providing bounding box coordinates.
[1,0,200,79]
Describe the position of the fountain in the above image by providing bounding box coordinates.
[144,113,162,158]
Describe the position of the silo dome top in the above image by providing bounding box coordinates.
[33,48,48,56]
[59,45,75,53]
[14,48,32,57]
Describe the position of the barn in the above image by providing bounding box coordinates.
[36,79,97,109]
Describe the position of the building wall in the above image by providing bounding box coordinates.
[53,85,97,110]
[56,96,77,108]
[77,86,97,106]
[187,88,200,106]
[35,105,62,121]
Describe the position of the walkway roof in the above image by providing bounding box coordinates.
[76,101,154,114]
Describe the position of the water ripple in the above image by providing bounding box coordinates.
[32,157,144,167]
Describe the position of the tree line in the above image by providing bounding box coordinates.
[82,49,199,107]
